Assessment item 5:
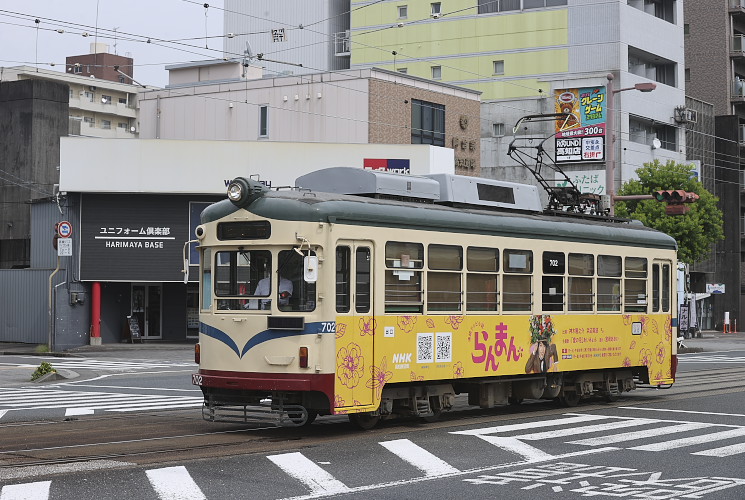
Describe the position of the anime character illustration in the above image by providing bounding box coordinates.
[525,315,559,374]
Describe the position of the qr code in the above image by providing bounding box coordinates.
[436,332,452,362]
[417,333,434,363]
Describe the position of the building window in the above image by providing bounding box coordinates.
[629,116,677,151]
[397,68,408,74]
[83,116,94,126]
[411,99,445,146]
[259,105,268,137]
[117,122,128,129]
[431,2,441,15]
[101,95,112,105]
[118,97,127,104]
[478,0,522,14]
[431,65,442,80]
[523,0,567,8]
[685,68,691,82]
[493,60,504,75]
[684,23,690,35]
[398,5,408,18]
[493,122,505,137]
[73,65,82,74]
[629,48,676,87]
[84,91,94,102]
[101,120,111,130]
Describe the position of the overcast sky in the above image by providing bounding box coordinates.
[0,0,226,88]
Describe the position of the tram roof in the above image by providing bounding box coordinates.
[202,189,678,251]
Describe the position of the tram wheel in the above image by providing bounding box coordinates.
[289,410,317,426]
[557,389,581,407]
[421,409,443,423]
[349,412,381,430]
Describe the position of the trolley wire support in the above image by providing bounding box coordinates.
[507,113,603,217]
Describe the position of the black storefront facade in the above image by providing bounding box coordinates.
[78,193,218,343]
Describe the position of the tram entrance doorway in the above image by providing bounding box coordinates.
[336,241,375,408]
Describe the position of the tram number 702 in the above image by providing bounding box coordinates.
[320,322,336,333]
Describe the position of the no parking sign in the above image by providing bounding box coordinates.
[57,221,72,238]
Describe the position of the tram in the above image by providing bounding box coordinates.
[191,167,678,428]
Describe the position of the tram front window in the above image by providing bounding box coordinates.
[277,249,317,312]
[214,250,271,310]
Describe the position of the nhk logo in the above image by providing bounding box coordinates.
[393,353,412,369]
[392,353,412,363]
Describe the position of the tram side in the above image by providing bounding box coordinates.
[192,179,678,427]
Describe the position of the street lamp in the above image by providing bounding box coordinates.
[605,73,656,216]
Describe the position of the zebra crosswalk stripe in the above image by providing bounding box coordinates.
[569,422,711,446]
[380,439,459,476]
[631,427,745,452]
[268,452,351,495]
[0,481,51,500]
[513,418,659,441]
[146,466,207,500]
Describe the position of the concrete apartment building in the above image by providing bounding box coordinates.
[684,0,745,329]
[139,63,482,175]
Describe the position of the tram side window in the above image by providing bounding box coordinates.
[652,264,660,312]
[201,248,212,310]
[385,241,424,313]
[278,249,317,312]
[336,246,351,313]
[624,257,648,313]
[466,246,499,312]
[503,249,532,312]
[427,244,462,312]
[542,251,564,312]
[214,250,271,310]
[568,253,594,311]
[662,263,671,312]
[597,255,621,312]
[356,248,371,313]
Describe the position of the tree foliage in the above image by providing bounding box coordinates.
[615,160,723,264]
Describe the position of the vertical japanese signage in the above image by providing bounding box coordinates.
[554,86,606,164]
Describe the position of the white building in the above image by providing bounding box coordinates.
[0,66,141,138]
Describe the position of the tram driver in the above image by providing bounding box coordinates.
[244,276,293,310]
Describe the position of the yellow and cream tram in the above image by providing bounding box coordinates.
[191,168,678,428]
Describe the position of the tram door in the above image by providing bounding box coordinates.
[335,241,375,407]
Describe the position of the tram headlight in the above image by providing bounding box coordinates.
[227,179,246,203]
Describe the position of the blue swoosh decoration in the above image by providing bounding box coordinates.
[200,322,240,357]
[200,321,331,359]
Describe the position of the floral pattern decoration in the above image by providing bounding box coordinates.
[336,343,364,389]
[366,357,394,399]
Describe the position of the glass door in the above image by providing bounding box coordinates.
[132,284,162,339]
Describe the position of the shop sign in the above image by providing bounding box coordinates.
[554,86,607,164]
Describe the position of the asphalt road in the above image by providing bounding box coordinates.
[1,335,745,499]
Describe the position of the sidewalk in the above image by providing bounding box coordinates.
[0,341,195,357]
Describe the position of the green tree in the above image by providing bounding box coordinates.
[615,160,723,264]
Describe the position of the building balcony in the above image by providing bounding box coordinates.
[69,94,137,118]
[731,0,745,14]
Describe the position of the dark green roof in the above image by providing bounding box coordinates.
[202,190,677,251]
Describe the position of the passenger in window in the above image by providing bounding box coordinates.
[245,276,293,310]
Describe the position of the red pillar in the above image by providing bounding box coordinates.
[91,282,101,338]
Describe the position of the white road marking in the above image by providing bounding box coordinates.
[631,427,745,451]
[64,408,94,416]
[569,422,711,446]
[380,439,459,476]
[514,418,659,441]
[268,452,351,495]
[619,406,745,418]
[693,442,745,457]
[451,414,610,436]
[0,460,134,481]
[0,481,51,500]
[146,466,207,500]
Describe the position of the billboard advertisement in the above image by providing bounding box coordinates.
[554,86,607,164]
